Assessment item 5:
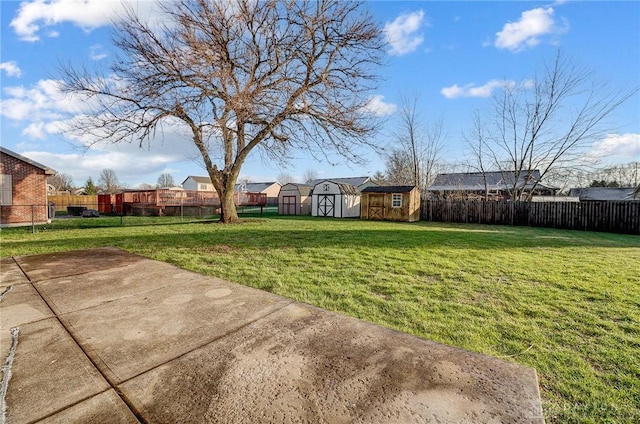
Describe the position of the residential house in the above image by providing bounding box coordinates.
[428,170,558,200]
[568,187,638,201]
[1,147,56,227]
[182,176,215,191]
[235,181,281,206]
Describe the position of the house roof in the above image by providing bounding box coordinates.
[361,185,416,193]
[428,170,557,192]
[182,176,282,193]
[182,176,213,185]
[568,187,637,201]
[0,146,56,175]
[235,182,280,193]
[308,176,370,188]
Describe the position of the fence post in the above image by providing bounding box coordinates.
[31,205,35,234]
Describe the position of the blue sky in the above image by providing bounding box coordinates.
[1,0,639,188]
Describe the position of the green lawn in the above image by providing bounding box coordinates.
[2,216,639,423]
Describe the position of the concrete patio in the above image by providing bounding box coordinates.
[1,247,544,423]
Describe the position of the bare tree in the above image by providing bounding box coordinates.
[302,169,319,185]
[157,173,176,188]
[471,50,637,200]
[276,172,293,185]
[98,168,120,194]
[384,149,413,185]
[48,172,75,191]
[59,0,384,223]
[386,94,445,191]
[371,170,386,184]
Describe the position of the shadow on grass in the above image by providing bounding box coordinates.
[3,216,639,257]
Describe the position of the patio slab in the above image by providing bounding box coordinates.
[0,257,29,287]
[0,318,110,423]
[1,247,544,423]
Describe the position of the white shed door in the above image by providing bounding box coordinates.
[317,194,335,217]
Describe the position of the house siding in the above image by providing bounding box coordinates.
[0,151,52,226]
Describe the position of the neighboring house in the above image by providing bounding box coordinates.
[1,147,56,227]
[568,187,638,201]
[308,176,376,192]
[428,170,558,200]
[184,176,281,205]
[360,185,420,222]
[310,180,360,218]
[182,176,215,191]
[278,183,312,215]
[235,181,281,206]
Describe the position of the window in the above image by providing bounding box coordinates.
[391,193,402,208]
[0,174,12,205]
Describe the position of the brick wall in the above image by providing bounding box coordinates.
[0,152,50,226]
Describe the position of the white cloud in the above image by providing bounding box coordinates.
[384,10,426,56]
[90,44,108,61]
[441,79,516,99]
[22,150,189,184]
[0,79,89,122]
[10,0,130,41]
[589,133,640,161]
[0,61,22,77]
[495,7,566,52]
[363,95,397,116]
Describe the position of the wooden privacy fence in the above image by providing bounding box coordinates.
[48,195,98,211]
[421,200,640,235]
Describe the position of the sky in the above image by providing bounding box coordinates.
[1,0,639,188]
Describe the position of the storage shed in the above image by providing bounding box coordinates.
[278,183,312,215]
[311,180,360,218]
[360,185,420,222]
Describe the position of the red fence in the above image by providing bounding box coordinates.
[421,200,640,235]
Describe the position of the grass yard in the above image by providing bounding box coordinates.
[2,216,639,423]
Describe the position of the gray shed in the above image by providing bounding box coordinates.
[278,183,312,215]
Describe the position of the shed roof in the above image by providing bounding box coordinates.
[312,180,360,195]
[281,183,313,196]
[308,176,370,188]
[362,185,416,193]
[0,146,56,175]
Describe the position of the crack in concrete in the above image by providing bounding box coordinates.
[0,286,12,302]
[0,327,20,424]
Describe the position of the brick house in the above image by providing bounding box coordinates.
[1,147,56,227]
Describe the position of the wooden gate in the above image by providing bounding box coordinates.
[317,194,335,217]
[282,195,297,215]
[367,194,385,220]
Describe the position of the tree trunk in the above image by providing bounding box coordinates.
[219,187,239,223]
[209,169,240,224]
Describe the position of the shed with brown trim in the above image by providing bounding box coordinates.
[360,185,420,222]
[278,183,312,215]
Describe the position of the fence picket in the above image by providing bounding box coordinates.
[421,200,639,235]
